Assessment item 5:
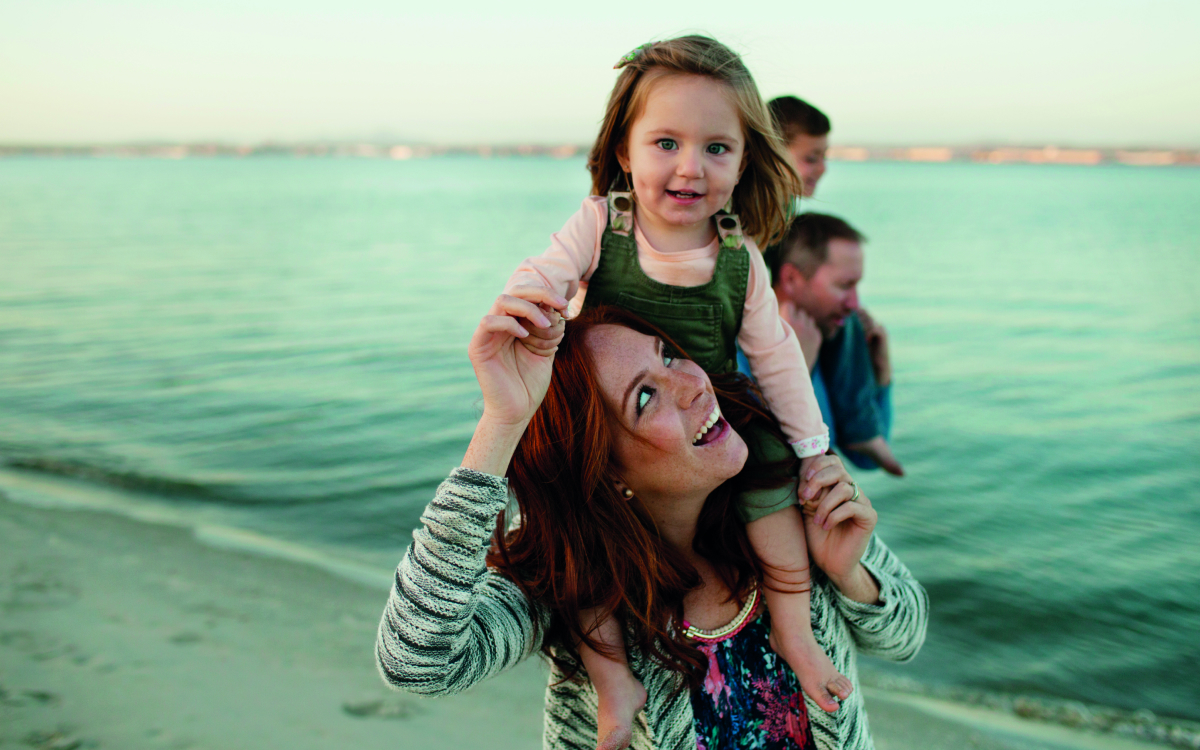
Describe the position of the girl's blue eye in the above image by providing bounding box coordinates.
[657,139,677,151]
[663,354,674,367]
[706,143,728,155]
[636,387,654,414]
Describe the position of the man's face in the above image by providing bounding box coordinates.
[782,238,863,336]
[786,133,828,198]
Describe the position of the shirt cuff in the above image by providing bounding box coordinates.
[450,466,509,492]
[790,430,831,458]
[830,555,896,618]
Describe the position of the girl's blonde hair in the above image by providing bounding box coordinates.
[587,35,800,247]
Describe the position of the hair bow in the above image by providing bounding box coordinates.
[614,43,655,69]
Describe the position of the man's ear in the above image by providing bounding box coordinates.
[778,262,807,297]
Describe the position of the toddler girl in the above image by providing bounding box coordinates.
[506,35,852,749]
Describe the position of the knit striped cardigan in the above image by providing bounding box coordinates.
[377,468,928,750]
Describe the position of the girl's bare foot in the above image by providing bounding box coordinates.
[595,674,647,750]
[770,628,853,713]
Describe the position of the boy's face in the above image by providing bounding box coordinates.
[786,133,828,198]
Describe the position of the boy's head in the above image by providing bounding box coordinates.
[768,96,830,198]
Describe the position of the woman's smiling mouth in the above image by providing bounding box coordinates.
[693,404,729,446]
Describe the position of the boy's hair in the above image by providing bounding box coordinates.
[587,35,800,248]
[768,96,831,143]
[775,212,865,281]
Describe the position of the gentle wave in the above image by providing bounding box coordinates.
[863,672,1200,749]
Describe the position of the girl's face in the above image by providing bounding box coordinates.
[586,324,749,502]
[617,74,745,246]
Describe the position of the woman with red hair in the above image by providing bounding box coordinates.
[376,286,927,750]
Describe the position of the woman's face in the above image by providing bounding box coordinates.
[586,324,749,500]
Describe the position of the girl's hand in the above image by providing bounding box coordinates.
[518,304,566,357]
[468,286,567,429]
[798,455,877,588]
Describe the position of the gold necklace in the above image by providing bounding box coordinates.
[683,583,759,642]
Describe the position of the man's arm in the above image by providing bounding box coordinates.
[820,311,904,475]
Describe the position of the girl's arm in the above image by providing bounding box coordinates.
[505,196,607,301]
[737,243,829,456]
[376,287,565,695]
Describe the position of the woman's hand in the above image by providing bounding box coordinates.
[798,455,879,599]
[462,286,566,475]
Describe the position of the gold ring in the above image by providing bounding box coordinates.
[850,482,861,502]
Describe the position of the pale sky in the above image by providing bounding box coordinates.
[2,0,1198,146]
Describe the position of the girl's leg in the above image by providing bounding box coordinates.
[746,504,854,712]
[578,607,647,750]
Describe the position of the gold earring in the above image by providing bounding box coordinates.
[622,488,634,499]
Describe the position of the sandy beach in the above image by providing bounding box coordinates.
[0,486,1169,750]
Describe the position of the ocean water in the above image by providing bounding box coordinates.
[1,156,1198,723]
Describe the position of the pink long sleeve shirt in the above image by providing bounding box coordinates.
[506,196,828,454]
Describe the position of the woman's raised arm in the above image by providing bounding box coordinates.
[462,286,566,475]
[375,288,565,695]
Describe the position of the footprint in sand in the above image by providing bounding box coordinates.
[342,697,425,720]
[4,566,80,610]
[23,728,90,750]
[168,631,202,645]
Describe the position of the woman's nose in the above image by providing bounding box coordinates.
[672,369,706,409]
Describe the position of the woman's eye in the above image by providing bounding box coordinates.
[663,354,674,367]
[706,143,728,155]
[657,139,677,151]
[636,387,654,414]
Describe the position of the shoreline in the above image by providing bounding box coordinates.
[0,476,1182,750]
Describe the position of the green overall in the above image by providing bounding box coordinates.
[581,192,799,523]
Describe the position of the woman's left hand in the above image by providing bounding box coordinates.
[798,455,877,586]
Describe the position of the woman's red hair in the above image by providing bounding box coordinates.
[486,306,797,687]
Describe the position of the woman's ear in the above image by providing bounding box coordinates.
[615,481,635,500]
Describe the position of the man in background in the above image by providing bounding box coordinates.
[761,94,902,475]
[771,213,902,474]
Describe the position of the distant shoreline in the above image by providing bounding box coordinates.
[1,142,1197,167]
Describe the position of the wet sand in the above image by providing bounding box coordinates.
[0,493,1167,750]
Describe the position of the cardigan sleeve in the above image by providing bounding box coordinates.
[375,468,547,695]
[830,533,929,662]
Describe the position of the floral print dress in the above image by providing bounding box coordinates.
[689,606,814,750]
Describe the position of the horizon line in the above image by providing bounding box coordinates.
[3,142,1197,167]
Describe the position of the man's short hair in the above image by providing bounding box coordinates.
[768,96,831,143]
[775,213,865,281]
